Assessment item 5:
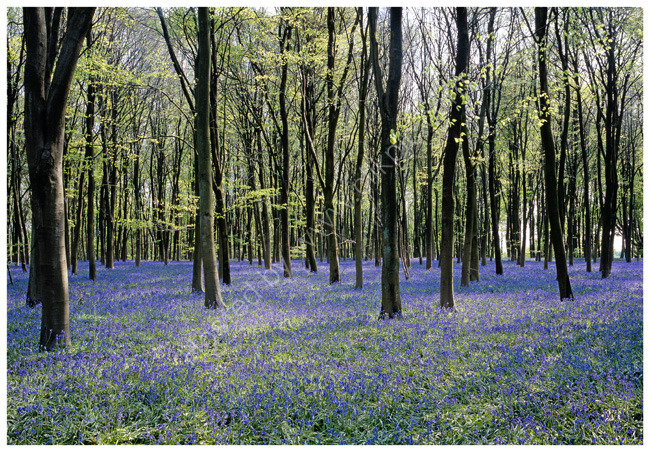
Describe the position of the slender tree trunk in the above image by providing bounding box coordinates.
[85,67,97,280]
[70,153,85,274]
[208,27,231,285]
[197,7,224,308]
[278,17,293,278]
[424,116,434,270]
[599,14,620,279]
[322,8,341,284]
[105,90,119,269]
[460,118,476,287]
[567,147,577,266]
[626,149,634,263]
[370,7,402,318]
[485,8,502,275]
[191,142,204,292]
[354,7,370,289]
[301,67,318,272]
[518,122,527,268]
[133,145,142,267]
[440,7,469,308]
[555,16,571,231]
[470,202,480,281]
[257,128,272,270]
[536,7,573,300]
[463,56,487,283]
[481,159,489,266]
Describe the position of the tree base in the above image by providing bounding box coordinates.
[205,299,227,309]
[378,309,402,320]
[26,296,41,308]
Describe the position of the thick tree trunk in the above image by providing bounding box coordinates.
[24,7,95,349]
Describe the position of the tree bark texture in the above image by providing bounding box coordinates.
[23,6,95,349]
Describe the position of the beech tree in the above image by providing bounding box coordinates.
[439,7,469,309]
[485,7,505,276]
[354,7,371,289]
[535,7,573,300]
[370,7,403,318]
[197,7,225,309]
[23,6,95,349]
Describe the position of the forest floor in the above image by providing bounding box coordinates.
[6,257,643,444]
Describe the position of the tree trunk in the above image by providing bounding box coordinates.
[301,65,318,273]
[197,7,224,309]
[105,89,118,269]
[70,147,86,274]
[460,118,476,287]
[370,7,402,318]
[85,60,97,280]
[354,7,370,289]
[536,7,573,300]
[279,17,293,278]
[73,38,96,276]
[485,8,503,275]
[555,15,571,231]
[24,6,95,349]
[518,120,528,268]
[257,128,272,270]
[462,49,487,283]
[208,25,231,285]
[470,203,480,281]
[599,12,620,279]
[439,8,469,308]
